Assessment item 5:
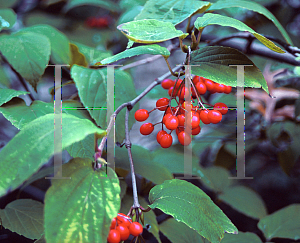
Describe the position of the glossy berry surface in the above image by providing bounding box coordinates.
[140,123,154,135]
[165,115,179,130]
[199,110,211,124]
[156,130,167,144]
[207,110,222,124]
[214,102,228,115]
[107,229,121,243]
[134,109,149,122]
[129,222,143,237]
[156,97,169,111]
[161,79,175,89]
[160,134,173,148]
[177,131,192,146]
[116,224,130,241]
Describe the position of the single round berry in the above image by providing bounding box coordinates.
[177,131,192,146]
[116,224,130,241]
[156,130,167,144]
[192,126,201,135]
[161,79,175,89]
[207,110,222,124]
[224,85,232,94]
[177,114,185,127]
[191,112,200,129]
[134,109,149,122]
[213,102,228,115]
[163,113,172,124]
[204,79,216,93]
[165,115,179,130]
[140,123,154,135]
[107,229,121,243]
[160,134,173,148]
[129,222,143,237]
[199,110,211,124]
[110,217,117,229]
[195,82,207,95]
[168,86,174,97]
[215,83,226,93]
[156,97,169,111]
[117,213,132,228]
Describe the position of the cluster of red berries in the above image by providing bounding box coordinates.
[107,213,143,243]
[134,76,232,148]
[85,16,110,28]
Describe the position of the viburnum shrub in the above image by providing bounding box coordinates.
[0,1,299,243]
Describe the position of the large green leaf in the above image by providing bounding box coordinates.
[159,218,210,243]
[0,99,91,129]
[66,133,95,160]
[70,65,138,143]
[22,24,71,65]
[190,46,269,93]
[71,41,112,65]
[194,13,284,53]
[0,114,105,197]
[209,0,293,45]
[115,145,173,185]
[44,158,120,243]
[0,88,29,106]
[120,194,162,243]
[63,0,120,12]
[0,199,44,240]
[221,231,263,243]
[0,8,16,31]
[257,204,300,241]
[135,0,211,25]
[117,19,188,43]
[0,31,51,91]
[100,44,170,64]
[149,179,238,243]
[218,186,267,220]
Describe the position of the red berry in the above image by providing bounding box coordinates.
[199,110,211,124]
[168,86,175,97]
[207,110,222,124]
[156,97,169,111]
[161,79,175,89]
[96,17,109,28]
[177,131,192,146]
[191,112,200,129]
[134,109,149,122]
[178,86,189,100]
[117,213,132,228]
[140,123,154,135]
[165,115,179,130]
[116,224,130,241]
[215,83,226,93]
[224,85,232,94]
[129,222,143,237]
[107,229,121,243]
[110,217,117,229]
[163,113,172,124]
[156,130,167,144]
[195,82,207,95]
[204,79,216,93]
[213,102,228,115]
[176,127,184,135]
[177,114,185,127]
[174,79,183,90]
[160,134,173,148]
[192,126,201,135]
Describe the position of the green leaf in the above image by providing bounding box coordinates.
[63,0,120,12]
[0,65,10,88]
[71,41,112,65]
[221,231,263,243]
[0,99,91,130]
[257,204,300,241]
[200,166,232,193]
[0,31,51,91]
[44,158,120,243]
[66,133,95,160]
[194,13,284,53]
[135,0,211,25]
[190,46,269,93]
[100,44,170,64]
[218,186,267,219]
[0,114,105,197]
[120,194,162,243]
[117,5,143,25]
[70,65,138,143]
[0,8,16,31]
[117,19,188,43]
[0,199,43,240]
[115,145,173,185]
[149,179,238,243]
[209,0,293,45]
[22,24,71,65]
[160,218,210,243]
[0,88,29,106]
